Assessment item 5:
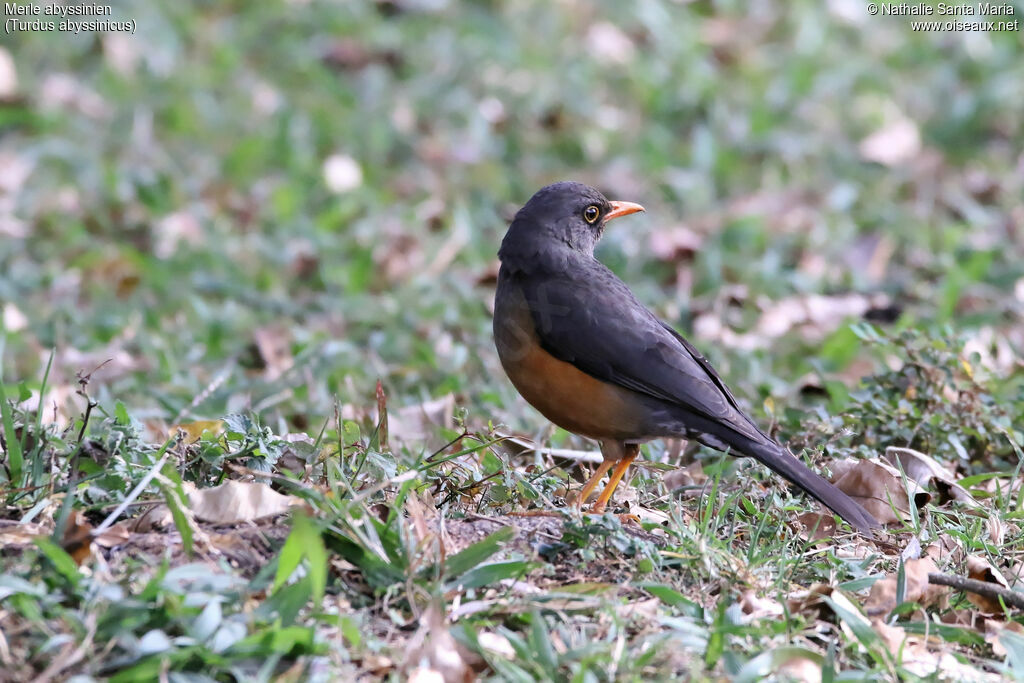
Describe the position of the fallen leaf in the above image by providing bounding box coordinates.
[133,504,173,532]
[249,325,294,380]
[169,420,224,444]
[884,447,979,508]
[93,522,132,549]
[39,73,110,118]
[965,555,1011,613]
[404,605,472,683]
[986,620,1024,657]
[859,116,921,166]
[614,597,661,624]
[833,459,931,525]
[756,293,876,341]
[0,521,46,548]
[871,620,982,679]
[154,211,204,259]
[873,619,909,654]
[362,654,394,676]
[864,557,948,616]
[924,536,964,565]
[0,47,16,99]
[3,303,27,332]
[786,583,834,620]
[408,668,446,683]
[794,512,837,542]
[586,21,636,65]
[387,393,456,449]
[323,153,363,193]
[477,632,514,660]
[738,590,784,621]
[649,225,703,263]
[663,462,706,491]
[189,480,301,524]
[102,32,138,76]
[61,510,95,565]
[776,656,821,683]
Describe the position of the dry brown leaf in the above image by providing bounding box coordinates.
[986,620,1024,657]
[786,583,834,620]
[0,47,17,99]
[872,622,974,679]
[649,225,703,263]
[833,459,930,525]
[93,522,132,548]
[693,293,890,350]
[873,619,910,655]
[965,555,1011,613]
[614,597,661,624]
[884,447,979,508]
[133,504,173,532]
[404,605,472,683]
[169,420,224,444]
[1005,561,1024,590]
[248,325,294,380]
[3,303,27,332]
[323,153,363,193]
[0,520,47,549]
[795,512,837,542]
[586,21,636,65]
[374,229,424,284]
[387,393,456,449]
[477,632,514,660]
[405,491,439,556]
[864,557,948,616]
[870,620,985,679]
[663,462,706,490]
[362,654,394,676]
[738,589,784,621]
[924,537,964,565]
[189,480,301,524]
[61,510,95,565]
[756,293,876,341]
[154,211,204,259]
[986,516,1005,546]
[859,116,921,166]
[408,668,446,683]
[776,656,821,683]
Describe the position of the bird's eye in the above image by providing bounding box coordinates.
[583,205,600,224]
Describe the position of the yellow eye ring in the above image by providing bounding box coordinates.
[583,205,600,224]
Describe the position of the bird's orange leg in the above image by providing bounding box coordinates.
[590,447,638,514]
[576,460,614,509]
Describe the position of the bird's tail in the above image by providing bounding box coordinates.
[743,440,879,536]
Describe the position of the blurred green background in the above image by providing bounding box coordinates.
[2,0,1022,436]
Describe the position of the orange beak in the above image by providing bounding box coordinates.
[605,201,645,222]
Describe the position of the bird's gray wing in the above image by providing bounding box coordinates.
[514,263,769,445]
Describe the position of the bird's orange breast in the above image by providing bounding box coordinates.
[493,280,647,441]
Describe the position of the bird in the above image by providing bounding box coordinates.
[492,181,879,535]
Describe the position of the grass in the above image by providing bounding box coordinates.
[2,0,1024,679]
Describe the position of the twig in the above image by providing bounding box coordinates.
[499,434,603,463]
[171,364,231,424]
[375,379,388,452]
[928,572,1024,611]
[35,613,97,682]
[93,446,173,536]
[465,512,562,541]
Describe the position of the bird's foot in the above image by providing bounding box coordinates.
[586,503,641,526]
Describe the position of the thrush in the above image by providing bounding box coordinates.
[493,181,879,534]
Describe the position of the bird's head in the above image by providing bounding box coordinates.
[499,181,645,260]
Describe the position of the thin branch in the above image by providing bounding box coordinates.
[928,572,1024,611]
